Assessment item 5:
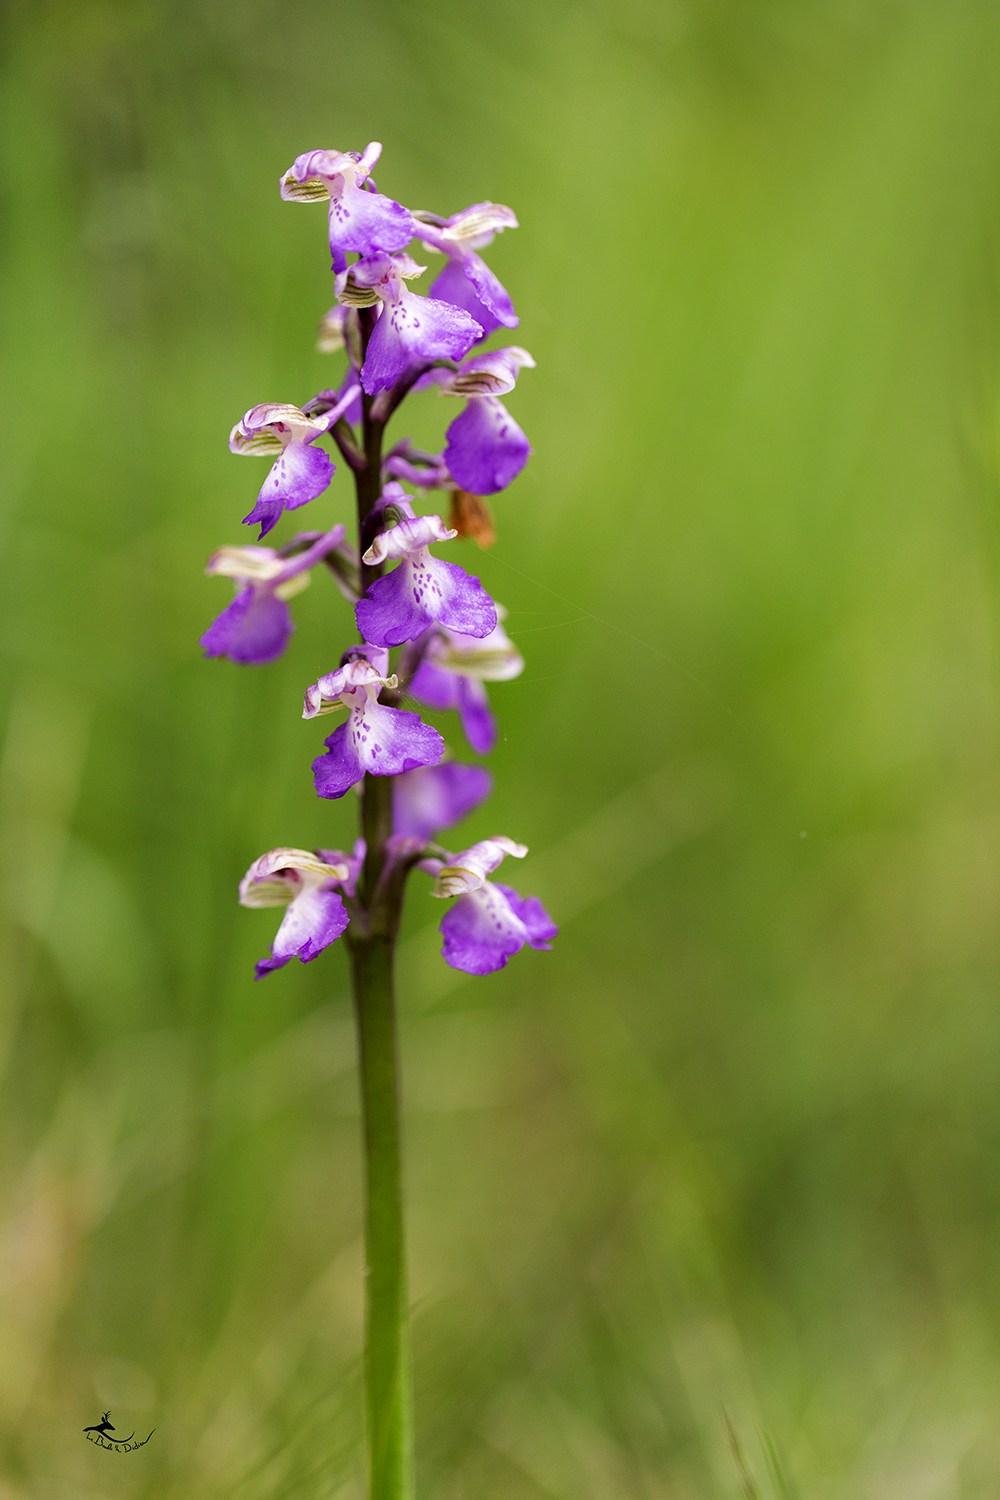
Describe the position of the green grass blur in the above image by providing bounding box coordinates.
[3,0,1000,1493]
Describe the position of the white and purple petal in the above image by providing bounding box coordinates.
[280,146,414,261]
[443,346,535,398]
[432,836,527,897]
[255,885,349,978]
[393,762,493,840]
[443,396,530,496]
[362,513,456,565]
[302,654,394,719]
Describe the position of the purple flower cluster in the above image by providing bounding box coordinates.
[205,141,556,978]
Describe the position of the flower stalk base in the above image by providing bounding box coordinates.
[348,929,413,1500]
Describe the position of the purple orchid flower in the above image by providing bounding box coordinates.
[393,761,493,841]
[230,384,358,538]
[280,143,414,277]
[355,490,497,647]
[348,252,483,396]
[422,836,557,975]
[201,526,349,666]
[441,346,534,496]
[406,612,523,754]
[239,847,352,979]
[305,650,444,799]
[418,203,519,339]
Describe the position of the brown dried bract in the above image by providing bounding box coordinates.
[449,490,496,548]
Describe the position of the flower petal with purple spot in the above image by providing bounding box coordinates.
[243,441,335,535]
[443,395,530,495]
[439,883,533,974]
[356,553,496,647]
[361,290,483,394]
[313,702,444,799]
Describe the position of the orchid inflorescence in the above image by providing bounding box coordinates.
[202,142,557,981]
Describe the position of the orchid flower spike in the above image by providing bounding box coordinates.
[355,483,497,647]
[201,526,348,666]
[280,144,415,276]
[347,252,483,395]
[305,650,444,800]
[229,385,358,537]
[406,612,523,754]
[418,202,520,338]
[239,848,352,978]
[441,347,535,496]
[422,836,557,974]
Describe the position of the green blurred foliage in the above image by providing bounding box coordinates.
[3,0,1000,1493]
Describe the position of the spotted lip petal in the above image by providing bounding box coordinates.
[349,253,483,395]
[443,395,530,496]
[253,885,350,977]
[419,835,555,975]
[356,502,496,648]
[437,885,531,975]
[356,551,496,648]
[313,698,444,800]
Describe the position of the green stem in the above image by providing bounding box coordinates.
[350,306,413,1500]
[349,933,413,1500]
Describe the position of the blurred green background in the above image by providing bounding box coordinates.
[3,0,1000,1494]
